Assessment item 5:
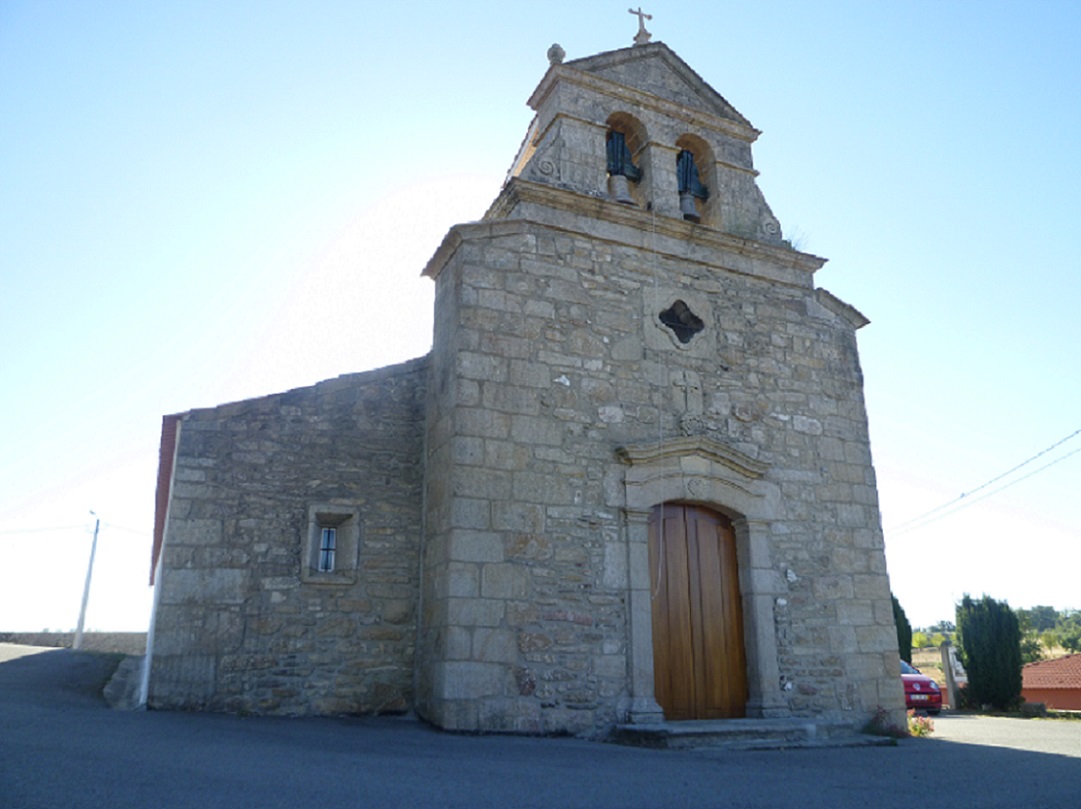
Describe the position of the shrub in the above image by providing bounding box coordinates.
[956,594,1022,710]
[1020,702,1048,719]
[864,706,907,739]
[907,710,934,737]
[956,684,979,710]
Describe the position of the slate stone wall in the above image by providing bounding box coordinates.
[149,358,427,715]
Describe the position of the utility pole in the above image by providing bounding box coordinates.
[73,512,100,650]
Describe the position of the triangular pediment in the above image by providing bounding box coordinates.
[562,42,754,130]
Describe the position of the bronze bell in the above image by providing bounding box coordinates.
[679,191,700,222]
[608,174,636,205]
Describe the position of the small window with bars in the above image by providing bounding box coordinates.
[318,526,337,572]
[304,506,360,585]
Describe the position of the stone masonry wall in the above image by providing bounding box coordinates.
[419,206,899,734]
[150,358,427,715]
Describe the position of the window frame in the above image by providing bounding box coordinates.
[302,505,361,585]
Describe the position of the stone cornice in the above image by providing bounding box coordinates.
[617,435,770,480]
[815,288,870,330]
[422,180,827,286]
[487,179,826,276]
[528,62,760,144]
[421,227,465,280]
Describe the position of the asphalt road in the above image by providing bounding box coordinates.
[1,644,1078,809]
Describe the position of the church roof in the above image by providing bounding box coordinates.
[534,41,755,133]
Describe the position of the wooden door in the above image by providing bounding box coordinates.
[649,504,748,720]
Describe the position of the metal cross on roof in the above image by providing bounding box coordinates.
[628,7,652,46]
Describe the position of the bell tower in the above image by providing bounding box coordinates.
[503,41,787,240]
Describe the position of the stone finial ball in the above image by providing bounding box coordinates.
[547,43,566,66]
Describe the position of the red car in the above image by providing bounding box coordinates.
[901,660,942,714]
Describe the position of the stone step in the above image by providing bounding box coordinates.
[610,717,894,751]
[103,655,146,711]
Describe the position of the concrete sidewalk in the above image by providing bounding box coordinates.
[1,644,1078,809]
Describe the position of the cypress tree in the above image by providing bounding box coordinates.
[892,594,912,663]
[956,594,1022,710]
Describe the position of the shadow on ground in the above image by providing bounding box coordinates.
[1,644,1078,809]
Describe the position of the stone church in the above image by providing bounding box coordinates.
[146,33,905,738]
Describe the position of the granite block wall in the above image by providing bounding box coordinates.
[149,358,427,715]
[418,199,900,733]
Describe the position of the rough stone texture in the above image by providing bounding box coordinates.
[416,206,901,732]
[148,41,905,736]
[149,359,427,715]
[510,44,783,244]
[416,42,903,734]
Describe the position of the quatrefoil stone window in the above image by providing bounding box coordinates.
[659,300,705,344]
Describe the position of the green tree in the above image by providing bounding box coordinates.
[1017,605,1058,632]
[1020,637,1043,664]
[956,594,1022,710]
[893,594,912,663]
[912,630,929,649]
[1016,609,1045,665]
[1058,610,1081,653]
[1040,630,1061,654]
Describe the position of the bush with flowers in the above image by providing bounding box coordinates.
[907,709,935,737]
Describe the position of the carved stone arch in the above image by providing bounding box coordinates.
[617,436,789,722]
[675,133,718,226]
[606,112,650,208]
[607,112,648,162]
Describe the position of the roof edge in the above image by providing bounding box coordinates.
[150,414,182,585]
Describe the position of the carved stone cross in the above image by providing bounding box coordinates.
[628,7,652,45]
[671,370,703,415]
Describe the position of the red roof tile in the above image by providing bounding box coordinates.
[1022,654,1081,690]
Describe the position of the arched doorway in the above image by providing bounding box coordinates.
[649,503,748,720]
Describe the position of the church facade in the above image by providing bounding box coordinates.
[146,39,905,736]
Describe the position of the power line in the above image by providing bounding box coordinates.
[888,427,1080,532]
[888,429,1081,536]
[0,522,148,541]
[0,525,87,535]
[974,446,1080,499]
[893,447,1080,536]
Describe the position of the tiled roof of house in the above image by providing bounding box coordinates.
[1022,654,1081,690]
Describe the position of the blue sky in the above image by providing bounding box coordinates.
[1,1,1078,632]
